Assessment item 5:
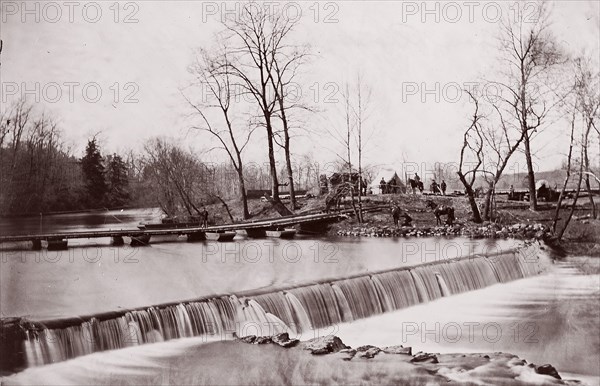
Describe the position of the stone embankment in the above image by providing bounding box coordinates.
[336,222,552,240]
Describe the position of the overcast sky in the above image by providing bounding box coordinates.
[2,1,599,175]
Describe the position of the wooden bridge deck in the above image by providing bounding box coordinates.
[0,212,347,243]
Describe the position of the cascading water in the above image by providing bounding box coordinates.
[5,244,543,370]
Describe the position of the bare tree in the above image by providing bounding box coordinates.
[327,83,359,218]
[268,35,310,210]
[457,91,484,223]
[494,1,566,211]
[186,46,254,219]
[480,104,526,220]
[353,74,372,223]
[0,100,84,214]
[143,138,210,217]
[220,5,300,212]
[573,56,600,219]
[556,115,592,241]
[551,110,576,233]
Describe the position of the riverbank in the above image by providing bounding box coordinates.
[327,193,600,257]
[200,192,598,256]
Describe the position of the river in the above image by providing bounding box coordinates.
[1,209,598,385]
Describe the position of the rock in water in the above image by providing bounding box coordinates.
[303,336,349,355]
[356,346,381,359]
[382,345,412,355]
[337,348,357,361]
[535,364,562,379]
[272,333,299,348]
[254,336,272,344]
[239,335,257,344]
[411,352,439,364]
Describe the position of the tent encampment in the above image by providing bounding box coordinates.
[371,169,406,194]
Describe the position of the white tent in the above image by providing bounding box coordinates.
[370,169,405,194]
[536,179,550,190]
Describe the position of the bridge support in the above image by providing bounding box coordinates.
[246,228,267,238]
[111,236,124,246]
[47,239,68,251]
[130,234,151,247]
[31,240,42,250]
[298,220,333,235]
[187,231,205,242]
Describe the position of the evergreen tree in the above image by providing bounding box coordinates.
[81,138,107,206]
[105,154,130,207]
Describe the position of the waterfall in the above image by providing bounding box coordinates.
[435,273,451,297]
[7,244,542,370]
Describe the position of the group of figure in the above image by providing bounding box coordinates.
[408,173,447,196]
[390,199,455,228]
[379,178,400,194]
[408,173,424,194]
[430,179,447,195]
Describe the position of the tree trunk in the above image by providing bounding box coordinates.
[265,115,280,202]
[583,140,596,219]
[482,182,494,221]
[457,172,482,223]
[552,116,576,233]
[284,144,297,211]
[557,126,589,241]
[523,131,538,211]
[357,132,363,223]
[237,166,250,219]
[557,164,583,241]
[214,195,235,223]
[277,86,297,210]
[262,193,294,216]
[349,185,359,221]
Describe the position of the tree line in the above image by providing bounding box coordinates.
[0,98,321,216]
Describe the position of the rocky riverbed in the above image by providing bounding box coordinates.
[335,222,552,240]
[233,333,580,385]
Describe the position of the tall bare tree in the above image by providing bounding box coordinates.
[551,110,577,234]
[457,91,484,223]
[572,56,600,219]
[495,2,565,211]
[480,105,526,220]
[186,47,254,219]
[353,74,372,222]
[220,5,301,213]
[268,36,310,210]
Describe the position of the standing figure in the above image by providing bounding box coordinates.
[380,178,386,194]
[431,180,440,195]
[440,180,447,196]
[201,206,208,228]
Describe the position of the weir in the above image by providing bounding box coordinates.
[0,243,543,372]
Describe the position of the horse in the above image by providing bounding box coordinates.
[425,200,455,226]
[391,204,412,227]
[408,178,424,194]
